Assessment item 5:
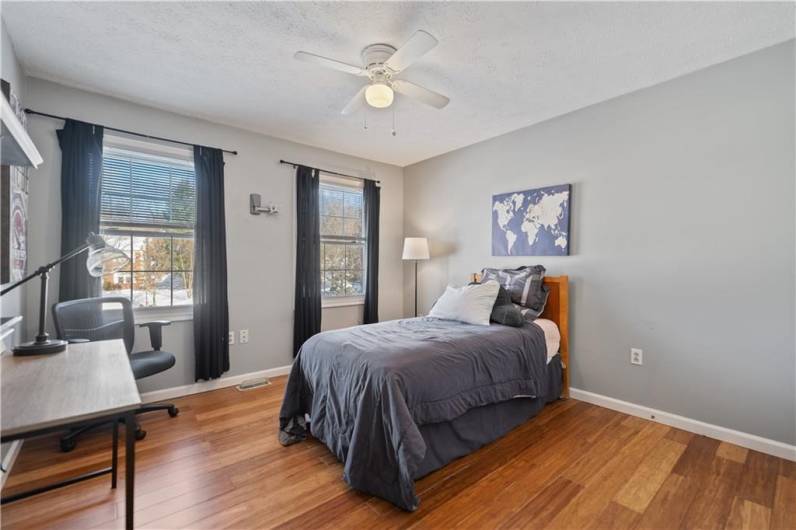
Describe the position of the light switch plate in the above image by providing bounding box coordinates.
[631,348,643,365]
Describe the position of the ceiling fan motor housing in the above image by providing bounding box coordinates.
[362,43,398,78]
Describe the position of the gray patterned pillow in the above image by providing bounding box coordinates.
[513,285,550,321]
[467,283,525,326]
[481,265,547,316]
[491,303,525,327]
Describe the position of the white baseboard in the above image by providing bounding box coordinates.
[1,440,23,489]
[570,387,796,462]
[141,365,292,404]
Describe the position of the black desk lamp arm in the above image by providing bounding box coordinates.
[0,243,90,296]
[0,242,91,344]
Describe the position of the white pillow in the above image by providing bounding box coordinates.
[428,280,500,326]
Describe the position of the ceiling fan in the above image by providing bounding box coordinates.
[294,30,450,115]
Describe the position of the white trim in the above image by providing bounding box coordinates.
[104,131,194,163]
[134,305,193,323]
[320,172,364,189]
[570,387,796,462]
[0,441,23,489]
[322,296,365,308]
[140,365,292,403]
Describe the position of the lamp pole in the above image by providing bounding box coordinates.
[414,260,419,317]
[1,242,92,354]
[402,237,429,319]
[1,234,129,356]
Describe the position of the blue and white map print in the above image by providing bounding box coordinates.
[492,184,571,256]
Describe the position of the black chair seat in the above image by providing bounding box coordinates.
[130,350,176,379]
[52,297,180,452]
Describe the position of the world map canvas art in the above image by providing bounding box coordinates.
[492,184,571,256]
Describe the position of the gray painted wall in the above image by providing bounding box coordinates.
[22,78,404,393]
[403,41,795,445]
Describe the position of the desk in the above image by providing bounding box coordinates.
[1,339,141,530]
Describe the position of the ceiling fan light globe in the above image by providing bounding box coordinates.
[365,83,394,108]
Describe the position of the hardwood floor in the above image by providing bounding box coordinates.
[2,376,793,529]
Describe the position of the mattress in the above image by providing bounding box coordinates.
[534,318,561,363]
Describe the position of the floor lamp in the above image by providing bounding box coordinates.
[402,237,429,317]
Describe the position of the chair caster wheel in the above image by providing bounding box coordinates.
[60,438,77,452]
[168,406,179,418]
[135,428,147,441]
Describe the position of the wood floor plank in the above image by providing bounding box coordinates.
[779,459,796,480]
[771,475,796,530]
[613,437,686,513]
[0,378,788,530]
[737,451,780,508]
[587,501,641,530]
[724,497,771,530]
[716,442,749,464]
[495,476,583,529]
[543,422,671,530]
[665,428,695,445]
[679,453,744,530]
[671,434,720,477]
[634,471,699,530]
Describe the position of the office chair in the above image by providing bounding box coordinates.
[52,296,179,452]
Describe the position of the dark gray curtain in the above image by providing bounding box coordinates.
[193,146,230,380]
[293,165,321,356]
[362,180,380,324]
[57,119,104,302]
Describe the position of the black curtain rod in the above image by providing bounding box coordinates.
[24,109,239,155]
[279,159,380,184]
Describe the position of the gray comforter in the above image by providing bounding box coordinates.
[278,317,551,511]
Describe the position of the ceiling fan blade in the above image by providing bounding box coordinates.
[384,30,438,73]
[392,80,449,109]
[294,51,366,76]
[341,86,367,115]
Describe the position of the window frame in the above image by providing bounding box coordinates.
[99,134,196,317]
[319,173,366,307]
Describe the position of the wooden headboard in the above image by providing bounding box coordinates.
[472,273,569,398]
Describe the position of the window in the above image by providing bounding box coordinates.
[319,176,365,299]
[99,139,196,309]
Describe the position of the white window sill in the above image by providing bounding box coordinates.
[322,297,364,309]
[134,306,193,323]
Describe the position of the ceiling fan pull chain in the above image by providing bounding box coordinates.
[363,108,368,130]
[392,108,397,137]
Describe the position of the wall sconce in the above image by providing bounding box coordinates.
[250,193,279,215]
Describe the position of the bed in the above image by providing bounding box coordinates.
[279,276,569,511]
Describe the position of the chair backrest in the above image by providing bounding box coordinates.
[52,297,135,354]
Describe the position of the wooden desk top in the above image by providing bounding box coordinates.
[1,339,141,438]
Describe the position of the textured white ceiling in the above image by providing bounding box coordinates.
[2,2,793,166]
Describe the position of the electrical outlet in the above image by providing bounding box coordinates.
[228,331,235,345]
[240,329,249,344]
[631,348,643,366]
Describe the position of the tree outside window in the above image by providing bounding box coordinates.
[320,180,365,298]
[99,145,195,308]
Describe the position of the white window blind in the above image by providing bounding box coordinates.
[100,147,196,234]
[99,144,196,309]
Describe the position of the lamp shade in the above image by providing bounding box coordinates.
[402,237,430,260]
[365,83,394,108]
[85,233,130,277]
